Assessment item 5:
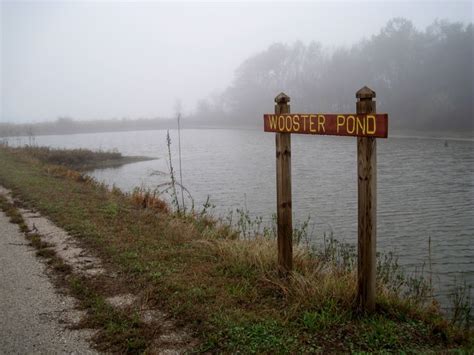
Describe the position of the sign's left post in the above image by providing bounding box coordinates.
[274,93,293,276]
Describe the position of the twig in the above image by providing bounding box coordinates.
[177,113,185,213]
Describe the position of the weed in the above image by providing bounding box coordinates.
[166,130,180,213]
[301,301,350,331]
[450,280,473,331]
[27,233,50,249]
[130,186,169,212]
[36,247,57,258]
[357,316,401,351]
[0,195,29,232]
[69,276,149,353]
[225,207,271,240]
[51,258,73,273]
[150,131,194,214]
[293,215,311,246]
[199,195,215,218]
[176,109,185,213]
[222,320,297,353]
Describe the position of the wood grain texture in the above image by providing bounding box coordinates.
[275,94,293,275]
[356,87,377,312]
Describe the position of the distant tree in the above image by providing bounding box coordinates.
[193,18,473,132]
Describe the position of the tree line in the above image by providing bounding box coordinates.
[0,117,175,138]
[191,18,473,133]
[2,18,471,137]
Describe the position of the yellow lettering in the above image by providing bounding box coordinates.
[367,115,376,134]
[293,115,300,131]
[285,115,293,132]
[356,116,366,135]
[301,114,308,131]
[318,115,326,133]
[278,115,285,131]
[336,115,346,133]
[269,115,278,130]
[346,115,355,134]
[309,114,317,132]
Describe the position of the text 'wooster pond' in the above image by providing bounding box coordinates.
[263,113,388,138]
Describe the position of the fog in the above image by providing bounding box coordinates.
[1,1,472,131]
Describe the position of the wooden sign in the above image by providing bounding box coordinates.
[263,113,388,138]
[267,87,383,313]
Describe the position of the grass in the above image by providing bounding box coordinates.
[68,276,152,353]
[3,145,155,171]
[0,194,151,353]
[0,145,472,353]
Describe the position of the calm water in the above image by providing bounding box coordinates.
[17,129,474,307]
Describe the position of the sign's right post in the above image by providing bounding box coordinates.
[356,86,377,312]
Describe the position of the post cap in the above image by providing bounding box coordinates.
[356,86,376,99]
[275,92,290,104]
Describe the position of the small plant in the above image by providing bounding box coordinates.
[150,131,194,214]
[166,130,180,212]
[130,186,169,212]
[358,316,401,351]
[310,233,356,271]
[235,207,263,239]
[377,251,405,293]
[449,280,472,331]
[200,195,215,218]
[223,320,295,353]
[176,107,185,214]
[293,215,311,246]
[301,300,349,331]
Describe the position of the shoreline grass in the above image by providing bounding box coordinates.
[0,145,472,353]
[3,145,156,171]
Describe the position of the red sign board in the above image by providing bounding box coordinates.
[263,113,388,138]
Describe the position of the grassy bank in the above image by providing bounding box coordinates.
[3,145,156,171]
[0,145,471,353]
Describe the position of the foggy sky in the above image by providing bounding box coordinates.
[1,1,472,123]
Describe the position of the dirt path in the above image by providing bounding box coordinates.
[0,210,97,354]
[0,184,196,354]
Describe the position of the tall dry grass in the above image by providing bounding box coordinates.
[202,230,436,320]
[130,186,170,213]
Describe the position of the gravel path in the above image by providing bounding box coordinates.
[0,210,97,354]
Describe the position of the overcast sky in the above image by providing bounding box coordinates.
[1,1,472,123]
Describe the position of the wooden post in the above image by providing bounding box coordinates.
[356,86,377,312]
[275,92,293,275]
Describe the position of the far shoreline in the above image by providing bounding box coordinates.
[80,155,158,171]
[1,125,473,141]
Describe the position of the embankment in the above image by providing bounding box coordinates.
[0,145,471,353]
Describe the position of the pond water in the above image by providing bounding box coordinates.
[14,129,474,308]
